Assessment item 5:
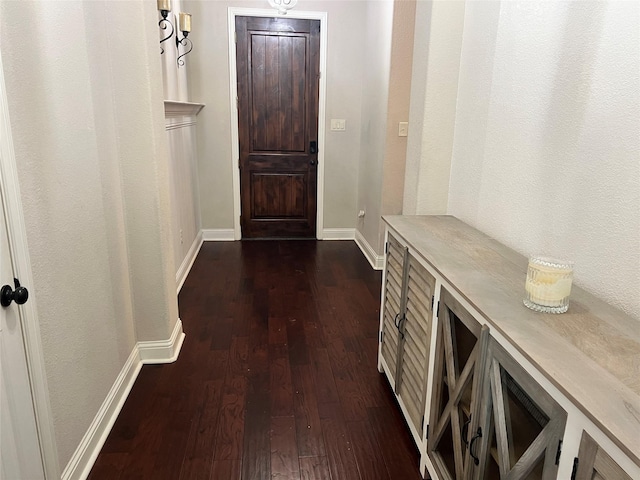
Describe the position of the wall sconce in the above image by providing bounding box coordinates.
[157,0,193,67]
[176,13,192,67]
[157,0,174,54]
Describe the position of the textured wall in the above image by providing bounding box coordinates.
[448,1,640,319]
[102,1,179,343]
[356,0,395,252]
[156,0,201,283]
[161,0,190,101]
[1,0,178,468]
[1,2,131,466]
[377,0,416,251]
[185,0,367,231]
[403,0,465,216]
[403,0,430,216]
[320,1,368,230]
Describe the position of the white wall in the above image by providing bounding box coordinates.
[447,0,640,319]
[185,0,367,232]
[0,0,179,469]
[158,0,203,286]
[377,0,416,251]
[160,0,190,101]
[166,112,202,284]
[356,0,395,253]
[403,0,465,215]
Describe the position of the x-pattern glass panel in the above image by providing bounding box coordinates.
[488,361,550,479]
[431,308,479,480]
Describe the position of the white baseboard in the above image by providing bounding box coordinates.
[322,228,355,240]
[202,229,235,241]
[60,226,382,480]
[138,318,186,364]
[355,229,384,270]
[176,231,203,293]
[61,347,142,480]
[202,228,356,242]
[62,319,186,479]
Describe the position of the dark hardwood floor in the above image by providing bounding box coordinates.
[89,240,422,480]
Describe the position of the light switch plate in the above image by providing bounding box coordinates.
[331,119,346,131]
[398,121,408,137]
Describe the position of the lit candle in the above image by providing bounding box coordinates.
[157,0,171,11]
[179,12,191,33]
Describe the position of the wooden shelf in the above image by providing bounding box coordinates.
[163,100,205,118]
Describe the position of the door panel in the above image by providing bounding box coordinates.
[0,185,44,479]
[380,234,406,387]
[575,432,632,480]
[251,172,306,218]
[380,233,436,443]
[250,34,306,152]
[236,16,320,238]
[396,254,435,439]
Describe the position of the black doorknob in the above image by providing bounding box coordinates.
[1,278,29,307]
[310,160,316,166]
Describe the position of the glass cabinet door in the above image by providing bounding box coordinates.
[574,432,632,480]
[428,288,489,480]
[474,338,567,480]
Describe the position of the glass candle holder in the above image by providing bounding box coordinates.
[523,256,574,314]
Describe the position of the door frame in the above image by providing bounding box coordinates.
[0,51,60,477]
[227,7,328,240]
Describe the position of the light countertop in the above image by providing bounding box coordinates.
[383,215,640,466]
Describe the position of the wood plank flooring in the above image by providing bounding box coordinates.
[89,240,422,480]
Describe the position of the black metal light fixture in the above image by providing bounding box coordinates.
[175,12,193,67]
[157,0,174,54]
[157,0,193,67]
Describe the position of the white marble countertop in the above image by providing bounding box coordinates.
[383,215,640,466]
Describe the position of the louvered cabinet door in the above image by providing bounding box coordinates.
[379,233,408,387]
[473,338,567,480]
[396,254,436,439]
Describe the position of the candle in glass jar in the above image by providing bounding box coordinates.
[157,0,171,11]
[179,12,191,33]
[523,256,574,314]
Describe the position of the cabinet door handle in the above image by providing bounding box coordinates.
[570,458,579,480]
[469,427,482,465]
[394,313,406,339]
[462,416,472,446]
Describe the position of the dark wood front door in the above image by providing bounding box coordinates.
[236,16,320,238]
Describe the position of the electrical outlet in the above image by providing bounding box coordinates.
[180,229,183,244]
[398,122,408,137]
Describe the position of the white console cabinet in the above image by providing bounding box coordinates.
[377,216,640,480]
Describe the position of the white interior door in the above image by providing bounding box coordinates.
[0,188,44,479]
